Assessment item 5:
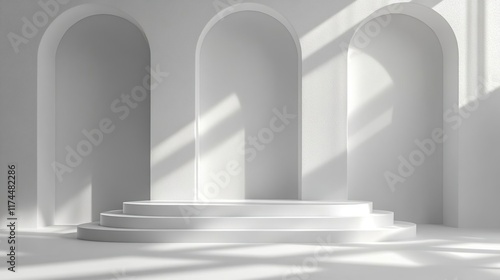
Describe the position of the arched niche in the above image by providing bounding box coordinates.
[37,5,151,226]
[196,4,301,200]
[347,3,458,225]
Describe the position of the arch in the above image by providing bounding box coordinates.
[347,3,458,226]
[195,3,302,200]
[37,4,150,227]
[195,3,302,61]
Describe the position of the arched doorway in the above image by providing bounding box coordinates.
[347,3,458,225]
[196,4,301,200]
[37,5,151,226]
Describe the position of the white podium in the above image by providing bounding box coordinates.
[77,200,416,243]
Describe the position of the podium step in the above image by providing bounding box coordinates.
[78,221,416,243]
[123,200,373,217]
[100,210,394,229]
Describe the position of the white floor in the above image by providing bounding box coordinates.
[1,225,499,280]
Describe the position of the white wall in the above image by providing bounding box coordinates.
[198,11,299,200]
[348,14,443,224]
[0,0,48,228]
[54,14,150,223]
[1,0,500,228]
[456,1,500,228]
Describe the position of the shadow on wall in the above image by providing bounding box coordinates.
[150,1,357,200]
[54,14,150,224]
[459,85,500,228]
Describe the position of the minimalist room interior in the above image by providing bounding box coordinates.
[1,0,500,279]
